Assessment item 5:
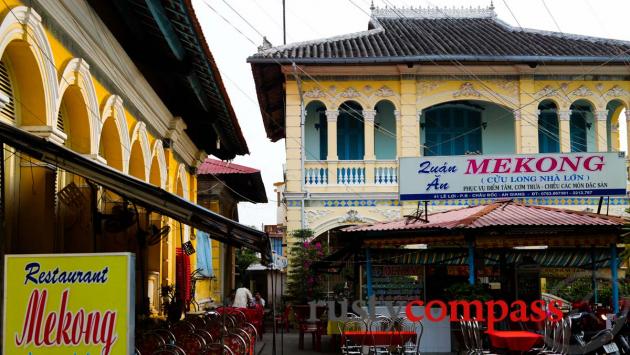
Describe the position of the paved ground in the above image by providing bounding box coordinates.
[257,330,338,355]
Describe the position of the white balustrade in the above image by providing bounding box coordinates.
[374,166,398,184]
[304,167,328,185]
[337,166,366,185]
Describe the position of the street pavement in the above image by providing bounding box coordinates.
[258,330,337,355]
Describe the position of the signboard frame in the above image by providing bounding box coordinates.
[399,152,627,201]
[2,252,135,355]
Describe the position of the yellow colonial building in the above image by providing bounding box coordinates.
[0,0,268,317]
[249,6,630,245]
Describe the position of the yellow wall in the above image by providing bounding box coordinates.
[0,1,199,314]
[285,71,630,245]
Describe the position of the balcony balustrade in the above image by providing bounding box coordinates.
[304,160,398,186]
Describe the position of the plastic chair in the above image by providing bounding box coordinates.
[369,316,394,355]
[341,319,368,355]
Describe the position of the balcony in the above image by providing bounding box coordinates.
[304,160,398,187]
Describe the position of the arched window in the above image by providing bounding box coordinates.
[337,101,364,160]
[0,59,15,121]
[374,100,396,159]
[304,101,327,160]
[570,100,594,153]
[538,100,559,153]
[423,102,482,156]
[606,100,625,152]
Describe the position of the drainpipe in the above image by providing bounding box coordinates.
[292,63,306,229]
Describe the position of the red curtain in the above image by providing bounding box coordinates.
[176,248,191,309]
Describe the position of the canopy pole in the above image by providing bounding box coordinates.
[611,243,619,314]
[591,247,598,304]
[468,239,475,285]
[365,248,373,300]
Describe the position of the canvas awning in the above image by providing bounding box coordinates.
[371,248,616,268]
[0,122,271,262]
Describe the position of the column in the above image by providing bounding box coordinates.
[363,110,376,160]
[467,239,475,285]
[514,110,522,152]
[611,243,619,314]
[363,110,376,184]
[325,110,339,160]
[365,248,373,300]
[400,75,420,156]
[595,109,609,152]
[559,110,572,153]
[285,80,302,193]
[325,110,339,185]
[517,76,539,153]
[625,110,630,155]
[395,110,402,158]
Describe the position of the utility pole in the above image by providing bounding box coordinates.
[282,0,286,45]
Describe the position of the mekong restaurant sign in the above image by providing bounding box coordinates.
[400,152,627,201]
[3,253,135,355]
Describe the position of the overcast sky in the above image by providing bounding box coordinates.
[192,0,630,229]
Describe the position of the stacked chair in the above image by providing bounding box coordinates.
[339,313,423,355]
[135,309,257,355]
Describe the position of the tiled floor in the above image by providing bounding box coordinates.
[258,330,337,355]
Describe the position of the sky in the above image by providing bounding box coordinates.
[192,0,630,229]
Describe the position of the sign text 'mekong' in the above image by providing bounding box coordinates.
[399,153,627,201]
[3,253,135,355]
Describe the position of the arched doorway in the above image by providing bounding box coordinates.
[421,100,515,156]
[99,116,124,171]
[305,100,327,160]
[569,100,595,152]
[337,101,364,160]
[374,100,396,159]
[538,100,560,153]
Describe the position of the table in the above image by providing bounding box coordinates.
[486,330,543,352]
[344,331,416,347]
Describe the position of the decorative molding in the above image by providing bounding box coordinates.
[558,110,572,121]
[340,87,361,98]
[304,209,333,228]
[372,6,496,19]
[595,110,609,121]
[496,79,518,96]
[535,85,559,98]
[362,110,376,121]
[325,110,339,122]
[304,87,326,98]
[417,80,439,95]
[603,85,630,98]
[338,210,368,223]
[394,110,401,120]
[513,110,522,121]
[453,82,481,98]
[379,208,400,221]
[374,85,395,97]
[570,85,593,97]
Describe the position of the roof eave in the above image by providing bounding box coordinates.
[248,55,630,65]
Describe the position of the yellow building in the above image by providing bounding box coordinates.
[0,0,268,317]
[249,6,630,246]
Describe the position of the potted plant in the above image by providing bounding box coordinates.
[286,229,327,304]
[161,284,183,323]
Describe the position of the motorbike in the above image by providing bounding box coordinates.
[570,312,621,355]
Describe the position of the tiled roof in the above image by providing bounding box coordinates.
[343,201,623,233]
[197,158,260,175]
[248,6,630,64]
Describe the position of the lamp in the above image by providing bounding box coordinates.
[481,122,488,130]
[513,245,548,250]
[314,123,321,131]
[586,122,593,130]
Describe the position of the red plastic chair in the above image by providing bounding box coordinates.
[202,343,235,355]
[293,305,326,351]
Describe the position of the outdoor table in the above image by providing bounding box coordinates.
[344,331,416,347]
[486,330,543,352]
